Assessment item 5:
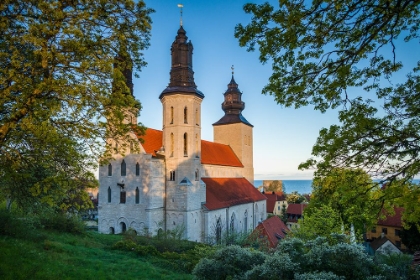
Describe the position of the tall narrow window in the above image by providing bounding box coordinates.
[195,134,199,158]
[195,169,199,181]
[244,210,248,232]
[230,213,236,233]
[108,164,112,176]
[184,107,188,123]
[115,142,118,153]
[107,187,111,203]
[169,170,175,181]
[216,217,222,244]
[135,187,140,204]
[170,106,174,124]
[196,109,199,126]
[184,133,188,157]
[136,162,140,176]
[121,160,126,176]
[120,188,126,204]
[171,133,174,157]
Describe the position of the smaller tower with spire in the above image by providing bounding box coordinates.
[213,69,254,184]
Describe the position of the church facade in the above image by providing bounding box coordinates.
[98,25,266,243]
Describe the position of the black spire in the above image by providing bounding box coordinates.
[213,73,253,127]
[160,26,204,99]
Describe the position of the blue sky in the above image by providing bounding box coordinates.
[135,0,417,180]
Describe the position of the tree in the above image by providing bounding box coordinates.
[293,205,343,242]
[308,167,388,236]
[235,0,420,224]
[286,191,306,204]
[264,180,284,193]
[0,1,153,210]
[400,223,420,252]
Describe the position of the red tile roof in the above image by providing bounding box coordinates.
[202,178,266,210]
[287,203,308,215]
[138,128,163,157]
[201,140,243,167]
[262,192,286,213]
[378,207,403,227]
[255,216,289,248]
[138,128,243,167]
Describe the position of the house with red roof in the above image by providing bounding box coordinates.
[98,23,266,242]
[366,207,406,250]
[262,191,287,216]
[286,203,308,229]
[253,216,289,248]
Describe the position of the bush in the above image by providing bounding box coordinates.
[243,252,295,280]
[0,209,43,240]
[39,212,85,234]
[294,271,344,280]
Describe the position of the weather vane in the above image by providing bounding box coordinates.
[178,4,183,26]
[231,65,234,75]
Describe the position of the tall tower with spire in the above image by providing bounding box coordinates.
[213,69,254,184]
[159,24,205,241]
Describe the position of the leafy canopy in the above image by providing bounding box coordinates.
[0,0,153,211]
[235,0,420,223]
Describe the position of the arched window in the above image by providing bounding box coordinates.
[184,107,188,123]
[230,213,236,233]
[120,222,126,233]
[170,133,174,157]
[244,210,248,232]
[195,134,199,158]
[216,217,222,244]
[120,188,126,204]
[170,106,174,124]
[169,170,176,181]
[107,187,111,203]
[136,162,140,176]
[108,164,112,176]
[121,160,126,176]
[135,187,140,204]
[183,133,188,157]
[195,169,199,181]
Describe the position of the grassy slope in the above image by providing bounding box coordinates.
[0,230,193,280]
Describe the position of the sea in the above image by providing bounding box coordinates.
[254,180,312,194]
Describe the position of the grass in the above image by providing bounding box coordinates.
[0,229,193,280]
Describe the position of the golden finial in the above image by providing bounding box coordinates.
[177,4,184,26]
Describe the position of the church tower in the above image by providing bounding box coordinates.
[213,71,254,184]
[160,25,205,241]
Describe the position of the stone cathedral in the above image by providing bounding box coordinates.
[98,24,266,242]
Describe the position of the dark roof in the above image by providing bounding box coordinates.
[255,216,289,248]
[203,178,266,210]
[287,203,308,215]
[213,113,253,127]
[378,207,403,227]
[262,192,286,213]
[369,236,400,252]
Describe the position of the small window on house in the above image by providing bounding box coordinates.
[121,159,126,176]
[136,162,140,176]
[184,107,188,123]
[382,228,388,235]
[396,241,401,248]
[395,229,401,236]
[135,187,140,204]
[107,187,111,203]
[108,164,112,176]
[371,228,377,233]
[120,188,126,204]
[169,171,176,181]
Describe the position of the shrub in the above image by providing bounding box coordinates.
[39,212,85,234]
[294,271,344,280]
[243,252,295,280]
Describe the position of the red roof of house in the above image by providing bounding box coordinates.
[202,178,266,210]
[138,128,243,167]
[255,216,289,248]
[378,207,403,227]
[201,140,243,167]
[287,203,308,215]
[138,128,163,157]
[262,192,286,213]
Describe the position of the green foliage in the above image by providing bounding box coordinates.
[400,223,420,252]
[235,0,420,225]
[39,212,86,234]
[192,245,267,280]
[243,252,295,279]
[0,0,152,212]
[308,167,384,236]
[286,191,306,204]
[293,205,343,243]
[294,272,344,280]
[265,180,283,192]
[375,253,418,279]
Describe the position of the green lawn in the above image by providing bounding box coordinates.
[0,230,193,280]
